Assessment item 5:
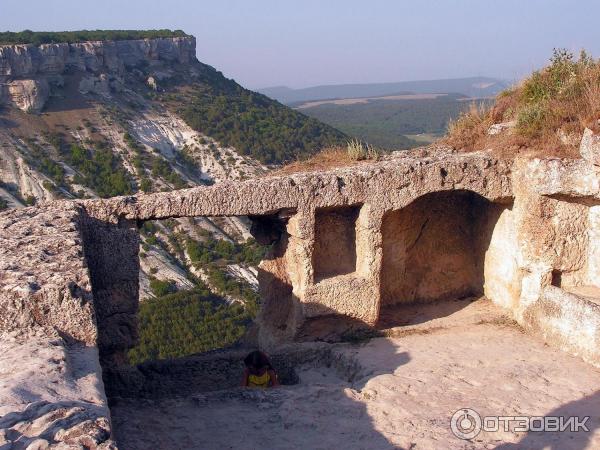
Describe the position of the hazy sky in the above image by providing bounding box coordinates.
[2,0,600,89]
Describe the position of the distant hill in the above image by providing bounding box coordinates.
[298,93,492,150]
[259,77,509,105]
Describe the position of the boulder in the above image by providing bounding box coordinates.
[580,127,600,166]
[6,78,49,112]
[147,76,158,91]
[487,120,516,135]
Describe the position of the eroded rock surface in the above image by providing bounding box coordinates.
[5,78,49,112]
[0,205,114,448]
[0,330,115,449]
[581,127,600,166]
[0,36,195,111]
[4,145,600,447]
[0,204,96,343]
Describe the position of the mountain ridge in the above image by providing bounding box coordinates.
[259,76,509,105]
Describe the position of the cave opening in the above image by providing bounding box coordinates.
[378,190,511,327]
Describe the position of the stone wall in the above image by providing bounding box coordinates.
[79,215,140,366]
[482,206,520,310]
[72,147,600,365]
[0,204,116,448]
[5,148,600,363]
[506,156,600,366]
[0,203,97,343]
[523,286,600,367]
[74,150,513,347]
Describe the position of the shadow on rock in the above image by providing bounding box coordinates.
[495,390,600,450]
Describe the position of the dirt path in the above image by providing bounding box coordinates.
[111,299,600,449]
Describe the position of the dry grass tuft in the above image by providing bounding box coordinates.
[446,102,493,151]
[274,140,380,176]
[476,316,525,332]
[445,49,600,159]
[273,147,354,175]
[346,138,380,161]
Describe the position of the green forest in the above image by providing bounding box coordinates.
[21,135,134,198]
[299,94,487,149]
[128,287,251,364]
[183,231,264,313]
[131,222,267,365]
[66,144,133,197]
[0,29,188,45]
[158,63,347,165]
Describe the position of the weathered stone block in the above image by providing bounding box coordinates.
[580,127,600,166]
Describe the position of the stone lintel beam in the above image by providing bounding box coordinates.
[75,152,513,223]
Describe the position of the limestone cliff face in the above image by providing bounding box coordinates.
[0,34,265,304]
[0,36,196,111]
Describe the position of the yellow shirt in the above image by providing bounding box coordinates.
[248,371,271,388]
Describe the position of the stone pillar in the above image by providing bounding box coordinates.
[300,203,382,325]
[79,215,140,366]
[254,210,309,348]
[255,204,383,346]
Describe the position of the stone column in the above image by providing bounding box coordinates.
[79,215,140,366]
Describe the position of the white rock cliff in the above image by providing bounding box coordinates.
[0,36,195,112]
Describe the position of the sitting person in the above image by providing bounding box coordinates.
[241,350,280,388]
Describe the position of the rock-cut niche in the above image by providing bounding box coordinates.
[380,190,509,307]
[313,205,361,281]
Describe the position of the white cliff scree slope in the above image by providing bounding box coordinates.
[0,35,267,302]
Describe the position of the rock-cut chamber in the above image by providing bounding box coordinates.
[380,190,510,308]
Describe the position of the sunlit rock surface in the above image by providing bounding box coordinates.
[3,143,600,447]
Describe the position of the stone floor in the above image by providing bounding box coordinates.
[110,299,600,449]
[565,285,600,306]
